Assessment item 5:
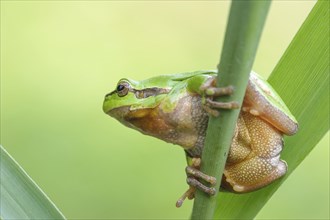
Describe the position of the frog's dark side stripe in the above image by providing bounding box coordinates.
[133,87,170,99]
[106,87,170,99]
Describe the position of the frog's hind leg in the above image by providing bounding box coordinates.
[224,155,287,192]
[243,72,298,135]
[224,111,287,192]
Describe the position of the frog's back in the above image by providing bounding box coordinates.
[141,70,217,89]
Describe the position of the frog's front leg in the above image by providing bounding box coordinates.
[176,158,216,208]
[200,77,240,117]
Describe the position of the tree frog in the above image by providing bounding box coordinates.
[103,70,298,207]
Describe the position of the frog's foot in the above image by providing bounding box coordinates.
[203,98,240,117]
[200,77,235,96]
[176,158,217,207]
[200,78,239,117]
[176,186,196,208]
[206,98,240,110]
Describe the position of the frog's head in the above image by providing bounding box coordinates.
[103,77,171,125]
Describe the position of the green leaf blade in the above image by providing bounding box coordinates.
[0,145,66,219]
[214,1,329,219]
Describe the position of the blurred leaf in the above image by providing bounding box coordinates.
[214,1,329,219]
[0,145,66,219]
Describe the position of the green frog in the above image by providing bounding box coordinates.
[102,70,298,207]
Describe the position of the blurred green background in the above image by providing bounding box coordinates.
[1,1,328,219]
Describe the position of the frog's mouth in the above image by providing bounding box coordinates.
[106,106,130,120]
[105,106,133,129]
[106,106,156,133]
[106,104,149,120]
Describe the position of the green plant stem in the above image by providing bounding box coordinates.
[191,1,271,219]
[214,1,329,218]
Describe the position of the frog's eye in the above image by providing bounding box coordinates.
[116,81,130,97]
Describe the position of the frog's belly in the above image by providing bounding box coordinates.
[157,95,208,153]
